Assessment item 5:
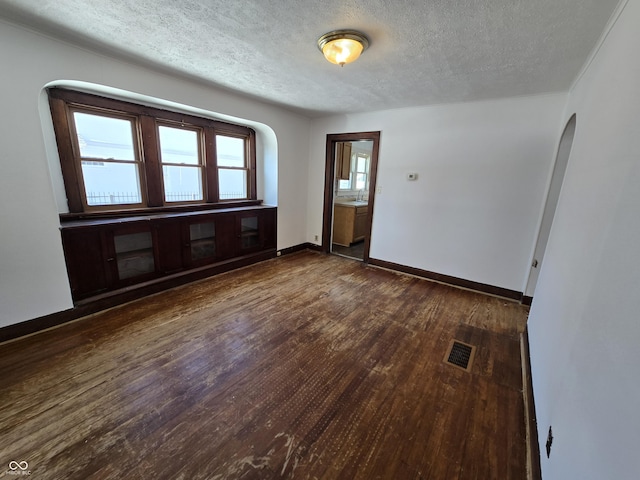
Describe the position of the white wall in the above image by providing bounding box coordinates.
[528,0,640,478]
[0,20,310,328]
[308,95,566,292]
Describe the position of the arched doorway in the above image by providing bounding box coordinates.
[525,114,577,299]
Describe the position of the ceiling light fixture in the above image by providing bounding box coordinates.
[317,30,369,67]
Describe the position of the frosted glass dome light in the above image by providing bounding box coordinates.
[318,30,369,66]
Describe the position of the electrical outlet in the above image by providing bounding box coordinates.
[314,235,319,241]
[546,426,553,458]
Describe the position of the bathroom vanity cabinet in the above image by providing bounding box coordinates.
[332,202,368,246]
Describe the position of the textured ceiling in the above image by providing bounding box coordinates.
[0,0,621,117]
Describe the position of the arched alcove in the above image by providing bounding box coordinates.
[38,80,278,213]
[525,114,577,298]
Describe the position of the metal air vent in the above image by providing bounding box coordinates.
[444,340,476,372]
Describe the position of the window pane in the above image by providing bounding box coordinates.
[357,156,367,173]
[338,179,351,190]
[356,173,367,190]
[114,232,155,279]
[240,216,260,249]
[74,112,135,160]
[216,135,245,167]
[158,126,200,165]
[218,168,247,200]
[162,165,203,202]
[190,222,216,260]
[82,161,142,205]
[190,222,215,241]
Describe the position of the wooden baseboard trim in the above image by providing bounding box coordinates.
[0,308,77,345]
[522,296,533,306]
[368,257,523,301]
[521,327,542,480]
[278,243,320,256]
[0,250,276,344]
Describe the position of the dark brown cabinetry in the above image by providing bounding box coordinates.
[186,220,218,266]
[60,206,276,302]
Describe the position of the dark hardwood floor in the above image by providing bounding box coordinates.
[0,251,529,479]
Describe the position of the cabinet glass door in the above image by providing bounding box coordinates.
[114,231,155,279]
[190,222,216,261]
[240,216,260,249]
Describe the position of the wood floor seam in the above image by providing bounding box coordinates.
[0,251,529,479]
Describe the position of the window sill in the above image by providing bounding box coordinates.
[59,199,264,223]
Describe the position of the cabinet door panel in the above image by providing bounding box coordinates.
[235,213,263,255]
[336,142,352,181]
[354,210,367,242]
[109,226,157,285]
[61,229,109,299]
[189,221,217,262]
[262,209,277,249]
[214,214,236,259]
[240,216,260,249]
[332,205,354,247]
[155,221,184,274]
[341,142,352,181]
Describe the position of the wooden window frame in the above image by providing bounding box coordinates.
[215,133,253,201]
[48,88,257,214]
[67,106,147,211]
[156,121,206,205]
[354,152,370,190]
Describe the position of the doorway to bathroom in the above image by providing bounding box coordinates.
[321,131,380,262]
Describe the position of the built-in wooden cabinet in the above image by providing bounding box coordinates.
[353,207,367,241]
[60,206,276,302]
[112,226,157,283]
[60,228,109,299]
[187,220,218,266]
[336,142,352,181]
[332,203,368,246]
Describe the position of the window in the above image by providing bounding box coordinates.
[338,178,351,190]
[355,153,369,190]
[158,124,204,203]
[337,152,370,191]
[49,88,257,213]
[216,135,248,200]
[72,110,143,206]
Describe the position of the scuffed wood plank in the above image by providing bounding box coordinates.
[0,251,528,479]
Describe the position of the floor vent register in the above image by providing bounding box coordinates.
[444,340,476,372]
